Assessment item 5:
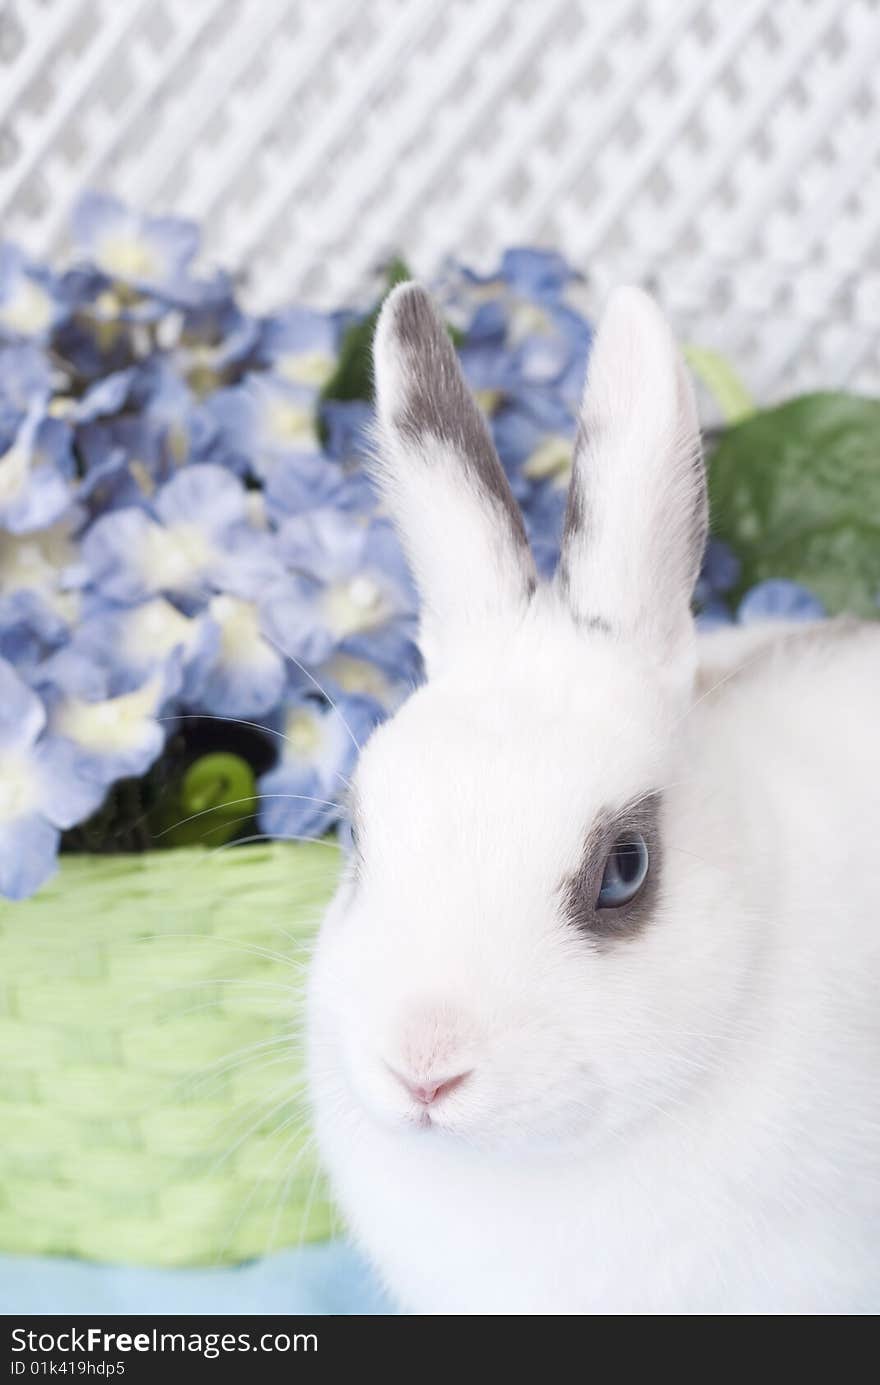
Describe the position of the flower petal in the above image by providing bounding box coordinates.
[31,736,107,829]
[196,595,286,719]
[256,762,339,842]
[78,508,160,603]
[0,813,59,900]
[155,463,248,536]
[50,675,167,783]
[0,656,45,748]
[738,580,826,624]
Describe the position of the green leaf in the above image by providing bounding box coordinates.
[320,257,412,408]
[154,753,258,848]
[708,392,880,618]
[683,344,755,423]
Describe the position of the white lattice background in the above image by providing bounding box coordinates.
[1,0,879,400]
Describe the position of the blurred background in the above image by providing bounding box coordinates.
[1,0,879,1319]
[2,0,879,402]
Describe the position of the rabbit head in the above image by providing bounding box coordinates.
[309,283,749,1154]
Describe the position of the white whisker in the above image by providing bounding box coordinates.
[206,832,341,858]
[152,793,343,841]
[158,712,294,747]
[136,932,297,967]
[260,628,365,755]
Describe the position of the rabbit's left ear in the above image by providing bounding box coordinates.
[559,287,707,680]
[372,283,536,674]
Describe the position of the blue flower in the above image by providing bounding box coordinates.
[256,692,381,842]
[695,576,826,631]
[52,283,140,380]
[60,597,218,703]
[695,600,735,631]
[72,360,227,515]
[136,359,221,463]
[70,367,139,423]
[495,247,580,301]
[0,658,106,899]
[521,482,567,579]
[491,392,575,493]
[443,249,591,411]
[75,415,168,515]
[59,265,165,324]
[208,373,323,480]
[0,516,80,617]
[0,343,53,437]
[695,539,741,609]
[0,243,64,343]
[42,662,170,786]
[76,464,280,605]
[260,509,416,666]
[0,407,74,534]
[318,623,422,712]
[319,399,375,468]
[484,391,576,575]
[278,508,410,600]
[195,595,285,719]
[0,589,68,672]
[508,301,591,402]
[262,450,373,526]
[71,192,201,301]
[737,579,826,623]
[453,247,580,312]
[456,338,516,412]
[257,307,341,388]
[171,293,260,394]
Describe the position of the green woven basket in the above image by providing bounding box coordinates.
[0,841,341,1266]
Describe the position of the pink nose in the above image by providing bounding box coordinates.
[391,1069,470,1106]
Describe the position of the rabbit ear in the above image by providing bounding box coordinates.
[372,283,536,673]
[559,286,707,677]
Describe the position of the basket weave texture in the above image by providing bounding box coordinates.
[0,842,340,1266]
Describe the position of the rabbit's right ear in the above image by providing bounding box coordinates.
[559,287,707,684]
[372,283,536,674]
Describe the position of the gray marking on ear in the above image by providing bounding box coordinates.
[558,341,708,649]
[560,792,663,944]
[559,416,614,616]
[685,447,709,589]
[558,421,589,595]
[386,284,534,585]
[576,613,613,636]
[678,359,709,590]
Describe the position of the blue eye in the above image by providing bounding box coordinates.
[597,832,649,908]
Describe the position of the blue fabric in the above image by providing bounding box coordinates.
[0,1242,394,1316]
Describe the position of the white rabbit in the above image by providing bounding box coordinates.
[307,282,880,1315]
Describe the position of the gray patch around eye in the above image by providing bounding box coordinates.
[388,286,534,587]
[560,791,663,943]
